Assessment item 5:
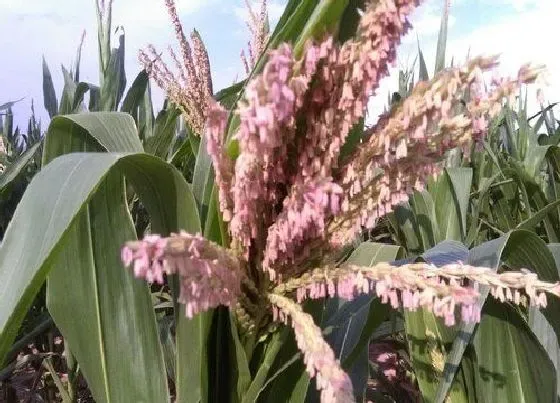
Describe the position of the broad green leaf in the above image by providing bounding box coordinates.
[1,112,207,402]
[435,231,560,403]
[410,190,439,248]
[430,168,472,242]
[43,113,143,157]
[472,299,556,403]
[43,112,192,402]
[390,202,424,254]
[0,152,182,366]
[42,57,58,118]
[528,307,560,397]
[445,168,473,239]
[47,169,169,402]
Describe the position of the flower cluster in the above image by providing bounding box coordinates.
[122,232,243,318]
[269,294,354,403]
[241,0,270,74]
[138,0,213,135]
[125,0,554,401]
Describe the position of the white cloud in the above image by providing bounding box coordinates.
[367,0,560,122]
[114,0,211,26]
[233,0,285,27]
[404,0,455,41]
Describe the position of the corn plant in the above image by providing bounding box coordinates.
[1,1,560,402]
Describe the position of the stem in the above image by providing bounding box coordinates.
[4,315,54,364]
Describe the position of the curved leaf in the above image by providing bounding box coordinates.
[0,142,41,195]
[434,231,560,403]
[42,57,58,118]
[323,242,404,399]
[0,150,202,400]
[1,111,207,401]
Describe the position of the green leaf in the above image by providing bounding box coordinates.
[430,168,472,242]
[293,0,350,57]
[405,241,470,403]
[215,81,246,110]
[43,113,143,158]
[229,314,251,401]
[435,231,560,403]
[516,197,560,231]
[0,142,41,195]
[472,299,556,403]
[72,82,92,112]
[192,134,215,227]
[323,242,404,398]
[0,98,24,112]
[42,57,58,118]
[139,80,155,140]
[434,0,449,74]
[409,190,439,248]
[59,66,77,115]
[158,315,177,382]
[121,70,149,115]
[47,169,170,402]
[417,38,429,82]
[100,31,126,111]
[0,111,209,402]
[72,31,85,82]
[44,113,201,402]
[0,152,174,367]
[145,108,181,159]
[242,332,286,403]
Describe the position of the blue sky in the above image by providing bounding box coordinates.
[1,0,558,130]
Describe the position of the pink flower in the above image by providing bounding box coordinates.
[269,294,354,403]
[122,232,243,318]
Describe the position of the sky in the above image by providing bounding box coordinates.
[1,0,559,130]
